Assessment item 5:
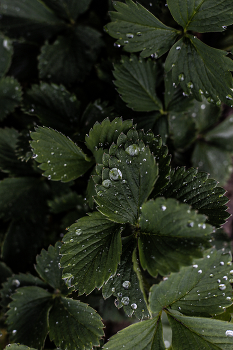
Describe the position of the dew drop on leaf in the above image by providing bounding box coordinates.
[12,279,20,287]
[122,281,131,289]
[121,297,130,305]
[125,144,140,156]
[219,284,226,291]
[198,269,202,274]
[109,168,122,180]
[102,179,112,188]
[75,229,82,236]
[161,205,166,211]
[220,261,224,266]
[178,73,184,81]
[225,330,233,337]
[131,303,137,310]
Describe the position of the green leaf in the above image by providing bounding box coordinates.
[138,197,212,276]
[168,111,196,149]
[23,82,81,132]
[160,167,229,227]
[192,142,232,186]
[167,0,233,33]
[106,0,178,58]
[0,77,22,120]
[102,236,149,319]
[103,315,165,350]
[165,35,233,105]
[85,117,133,156]
[113,55,162,112]
[6,286,52,350]
[0,35,13,78]
[1,273,47,311]
[95,134,158,224]
[5,345,37,350]
[205,114,233,152]
[0,0,64,40]
[38,27,103,85]
[167,311,233,350]
[0,177,48,221]
[189,97,221,133]
[150,249,233,317]
[49,297,104,350]
[61,212,122,294]
[42,0,92,21]
[35,242,68,294]
[30,126,93,182]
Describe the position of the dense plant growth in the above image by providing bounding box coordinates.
[1,0,233,349]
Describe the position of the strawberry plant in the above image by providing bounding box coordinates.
[1,1,233,350]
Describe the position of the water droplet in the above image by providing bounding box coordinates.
[124,40,129,44]
[131,303,137,310]
[226,94,233,100]
[201,104,206,110]
[193,264,198,268]
[187,221,194,227]
[12,279,20,287]
[126,33,134,39]
[220,261,224,266]
[125,144,140,156]
[209,274,214,278]
[114,299,119,307]
[187,82,194,89]
[109,168,122,180]
[226,296,231,300]
[198,223,206,229]
[12,330,17,334]
[176,46,181,50]
[223,276,228,281]
[45,268,49,273]
[102,179,112,188]
[122,281,131,289]
[161,205,166,211]
[219,284,226,291]
[111,287,115,293]
[70,238,74,242]
[179,73,184,81]
[75,229,82,236]
[226,330,233,337]
[121,297,130,305]
[3,39,11,51]
[222,26,227,30]
[118,292,122,297]
[198,269,202,274]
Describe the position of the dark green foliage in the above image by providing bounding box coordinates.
[1,1,233,349]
